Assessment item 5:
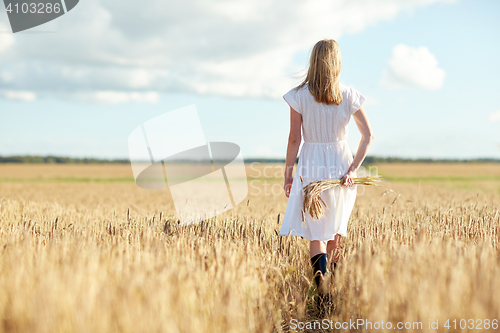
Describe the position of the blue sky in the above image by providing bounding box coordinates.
[0,0,499,160]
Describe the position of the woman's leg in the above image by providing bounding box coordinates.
[310,240,328,289]
[326,234,342,263]
[310,240,327,258]
[310,240,331,312]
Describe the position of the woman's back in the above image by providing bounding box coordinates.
[283,82,365,143]
[280,39,375,315]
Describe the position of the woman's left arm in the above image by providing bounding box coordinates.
[284,106,302,198]
[341,106,374,187]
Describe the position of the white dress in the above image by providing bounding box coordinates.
[278,82,366,241]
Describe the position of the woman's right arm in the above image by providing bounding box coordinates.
[284,106,302,197]
[341,106,374,187]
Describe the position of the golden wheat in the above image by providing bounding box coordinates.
[0,164,499,332]
[303,175,383,220]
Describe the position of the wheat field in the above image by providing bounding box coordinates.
[0,163,499,332]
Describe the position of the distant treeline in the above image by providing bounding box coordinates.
[246,157,500,164]
[361,156,500,164]
[0,155,499,164]
[0,155,130,164]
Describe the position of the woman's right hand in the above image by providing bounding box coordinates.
[284,177,293,198]
[341,171,355,187]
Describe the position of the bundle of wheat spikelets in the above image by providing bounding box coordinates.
[302,175,382,220]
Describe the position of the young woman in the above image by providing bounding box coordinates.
[279,39,374,311]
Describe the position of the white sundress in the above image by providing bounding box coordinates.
[278,82,366,241]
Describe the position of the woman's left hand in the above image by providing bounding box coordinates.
[341,171,355,187]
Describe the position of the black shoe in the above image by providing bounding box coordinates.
[310,253,329,287]
[311,253,330,316]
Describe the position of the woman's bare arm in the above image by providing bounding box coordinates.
[341,106,374,187]
[284,106,302,197]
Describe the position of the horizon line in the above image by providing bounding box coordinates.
[0,154,499,164]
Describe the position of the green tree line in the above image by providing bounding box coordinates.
[0,155,498,164]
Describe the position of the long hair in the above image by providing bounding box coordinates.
[296,39,343,105]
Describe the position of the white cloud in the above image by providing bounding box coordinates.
[0,90,37,101]
[381,44,446,90]
[73,91,159,104]
[0,0,455,102]
[488,110,500,122]
[0,23,15,55]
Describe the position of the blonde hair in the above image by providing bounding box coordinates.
[297,39,343,105]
